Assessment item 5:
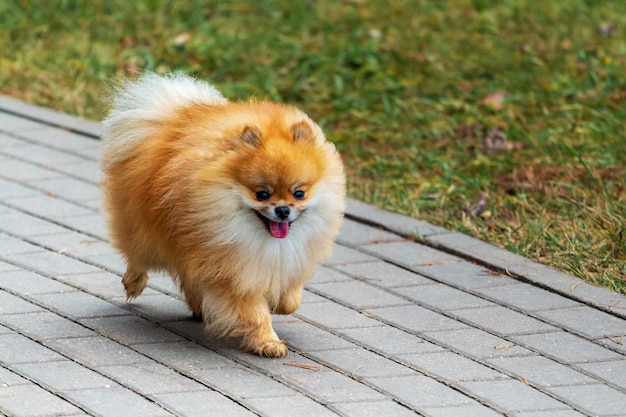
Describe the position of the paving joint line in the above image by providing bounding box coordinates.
[0,108,100,140]
[3,129,100,162]
[0,362,94,416]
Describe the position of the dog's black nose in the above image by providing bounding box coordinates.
[275,206,290,220]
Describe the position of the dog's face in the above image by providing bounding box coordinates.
[231,122,328,239]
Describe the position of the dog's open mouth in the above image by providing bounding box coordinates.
[254,211,291,239]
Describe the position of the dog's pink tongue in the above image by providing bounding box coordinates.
[269,221,289,239]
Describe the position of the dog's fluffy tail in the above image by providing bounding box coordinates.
[101,72,227,166]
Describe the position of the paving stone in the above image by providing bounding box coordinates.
[0,112,48,133]
[194,366,296,399]
[513,410,586,417]
[417,260,516,289]
[398,351,505,382]
[247,395,341,417]
[31,177,101,204]
[0,311,93,340]
[4,250,101,277]
[0,384,81,417]
[576,360,626,388]
[421,404,503,417]
[366,305,469,333]
[366,374,474,408]
[220,349,329,377]
[273,320,357,352]
[1,98,101,135]
[80,315,185,345]
[307,280,410,309]
[307,266,352,284]
[510,332,623,364]
[5,195,95,218]
[475,283,581,311]
[331,400,418,417]
[396,284,495,311]
[488,356,597,387]
[16,126,99,154]
[0,367,29,386]
[0,159,63,181]
[51,160,103,184]
[160,320,243,351]
[98,362,204,395]
[533,306,626,339]
[146,271,182,295]
[0,211,69,237]
[563,283,626,318]
[0,234,44,255]
[12,360,118,391]
[123,294,193,322]
[339,325,446,356]
[325,245,379,265]
[283,370,387,403]
[422,328,533,359]
[333,260,435,287]
[309,348,416,378]
[460,379,567,413]
[336,218,404,246]
[65,387,173,417]
[0,261,19,273]
[361,241,461,270]
[153,391,255,417]
[45,336,151,367]
[54,214,108,241]
[83,252,126,273]
[545,384,626,416]
[450,306,557,336]
[345,198,449,238]
[0,133,27,147]
[0,143,85,166]
[0,179,38,199]
[133,341,237,372]
[0,289,44,315]
[0,270,75,295]
[0,333,63,364]
[596,335,626,355]
[55,271,132,299]
[30,291,128,319]
[28,232,110,258]
[301,289,328,303]
[296,301,381,329]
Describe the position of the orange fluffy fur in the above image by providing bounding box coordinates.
[101,73,345,357]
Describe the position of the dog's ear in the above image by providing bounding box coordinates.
[238,125,262,147]
[291,121,315,143]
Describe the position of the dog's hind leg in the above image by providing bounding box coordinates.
[122,265,149,300]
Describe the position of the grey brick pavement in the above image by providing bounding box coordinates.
[0,97,625,416]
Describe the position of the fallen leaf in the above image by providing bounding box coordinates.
[173,32,191,45]
[283,362,323,371]
[483,129,523,152]
[608,300,621,308]
[599,22,615,37]
[420,260,461,267]
[605,335,624,345]
[494,343,514,351]
[519,377,530,386]
[570,281,585,292]
[481,90,507,110]
[470,194,489,217]
[352,365,365,378]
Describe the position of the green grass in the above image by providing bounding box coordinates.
[1,0,625,291]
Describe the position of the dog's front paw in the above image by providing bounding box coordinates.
[242,336,288,358]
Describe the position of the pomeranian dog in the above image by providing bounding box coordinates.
[101,73,345,358]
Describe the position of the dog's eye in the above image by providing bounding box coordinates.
[293,190,305,200]
[255,190,270,201]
